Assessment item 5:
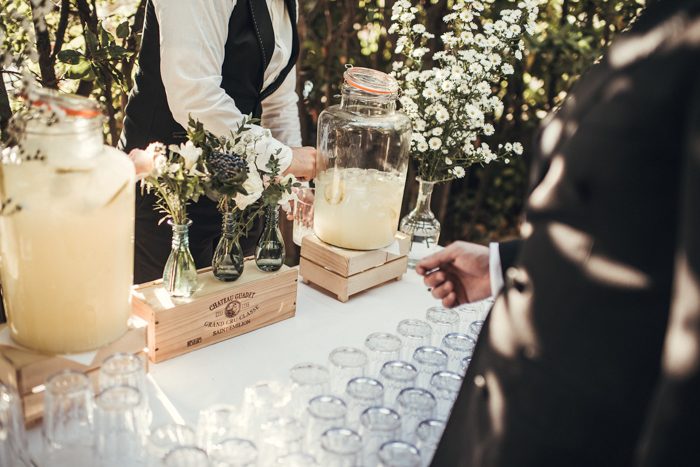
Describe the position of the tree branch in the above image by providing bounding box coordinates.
[30,2,58,88]
[51,0,71,61]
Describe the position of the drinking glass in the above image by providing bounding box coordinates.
[378,440,421,467]
[197,404,246,453]
[289,363,330,417]
[425,307,459,346]
[42,370,95,466]
[258,416,305,466]
[429,371,463,420]
[319,427,362,467]
[460,356,472,376]
[147,423,196,462]
[440,333,476,373]
[358,406,401,467]
[292,187,315,246]
[379,361,418,408]
[467,320,485,341]
[396,388,436,444]
[0,383,30,467]
[99,352,151,431]
[453,301,487,334]
[412,346,448,389]
[364,333,402,377]
[209,438,258,467]
[241,381,291,439]
[94,385,147,466]
[163,446,210,467]
[415,419,446,467]
[276,452,319,466]
[345,377,384,429]
[396,320,432,361]
[305,395,347,458]
[328,347,368,395]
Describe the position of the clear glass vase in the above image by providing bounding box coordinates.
[255,205,285,272]
[400,178,441,269]
[212,211,245,281]
[162,220,198,297]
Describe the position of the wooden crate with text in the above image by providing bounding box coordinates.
[132,263,298,363]
[299,233,411,302]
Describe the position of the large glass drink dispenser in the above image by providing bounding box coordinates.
[0,89,135,353]
[315,67,412,250]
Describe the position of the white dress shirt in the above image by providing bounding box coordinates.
[153,0,301,170]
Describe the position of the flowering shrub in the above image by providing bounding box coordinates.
[390,0,538,183]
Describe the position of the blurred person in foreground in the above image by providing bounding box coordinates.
[419,1,700,466]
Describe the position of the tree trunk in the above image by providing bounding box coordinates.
[0,73,12,141]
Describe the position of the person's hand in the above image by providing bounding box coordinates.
[284,147,317,181]
[416,241,491,308]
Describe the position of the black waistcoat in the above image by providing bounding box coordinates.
[119,0,299,152]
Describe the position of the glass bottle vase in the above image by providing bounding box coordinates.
[400,178,441,269]
[255,205,285,272]
[162,220,198,297]
[212,211,245,281]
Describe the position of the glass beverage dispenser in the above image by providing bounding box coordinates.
[315,67,412,250]
[0,89,135,353]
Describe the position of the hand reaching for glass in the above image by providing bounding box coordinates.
[416,241,491,307]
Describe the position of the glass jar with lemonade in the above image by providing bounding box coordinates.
[0,89,135,353]
[314,67,412,250]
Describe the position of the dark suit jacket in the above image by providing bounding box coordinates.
[432,2,700,466]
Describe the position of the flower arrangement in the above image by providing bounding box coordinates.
[129,116,298,237]
[389,0,539,182]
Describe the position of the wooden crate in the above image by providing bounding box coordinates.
[299,233,411,302]
[0,321,148,427]
[132,263,298,363]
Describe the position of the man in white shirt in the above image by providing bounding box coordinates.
[120,0,314,283]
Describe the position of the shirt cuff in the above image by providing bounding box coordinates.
[489,242,505,296]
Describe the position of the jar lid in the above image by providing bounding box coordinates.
[26,87,103,119]
[343,67,399,95]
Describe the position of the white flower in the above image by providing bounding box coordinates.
[429,137,442,150]
[513,142,524,155]
[167,162,181,174]
[442,80,455,92]
[399,12,414,22]
[452,166,466,178]
[153,155,167,177]
[169,140,202,171]
[502,63,515,75]
[417,141,429,152]
[233,143,247,155]
[412,24,426,34]
[412,48,428,59]
[432,127,443,136]
[422,87,438,100]
[444,157,453,165]
[435,107,450,124]
[483,124,495,136]
[234,169,264,210]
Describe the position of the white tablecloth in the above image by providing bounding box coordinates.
[28,269,440,459]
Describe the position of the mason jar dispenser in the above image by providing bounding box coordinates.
[0,89,135,353]
[315,67,412,250]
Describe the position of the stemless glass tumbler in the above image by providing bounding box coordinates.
[412,346,448,389]
[358,406,401,467]
[329,347,369,395]
[396,388,436,444]
[306,395,348,458]
[98,352,150,430]
[209,438,258,467]
[416,419,446,467]
[163,446,209,467]
[364,333,403,377]
[378,440,422,467]
[42,370,95,466]
[379,361,418,408]
[441,333,476,373]
[345,377,385,429]
[258,416,305,466]
[319,427,363,467]
[94,385,147,467]
[0,383,30,467]
[197,404,246,452]
[425,307,460,346]
[147,423,197,462]
[430,371,463,420]
[396,320,432,361]
[289,363,331,417]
